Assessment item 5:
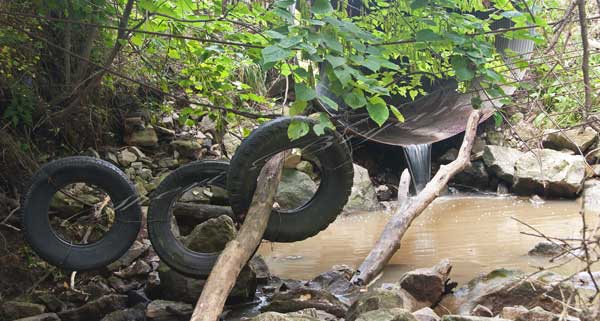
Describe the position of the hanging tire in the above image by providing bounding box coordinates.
[227,116,354,243]
[147,160,232,278]
[21,156,142,271]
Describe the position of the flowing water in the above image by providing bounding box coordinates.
[403,144,432,193]
[257,195,599,285]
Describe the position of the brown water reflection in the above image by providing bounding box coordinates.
[257,196,599,285]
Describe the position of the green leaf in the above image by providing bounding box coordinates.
[313,113,335,136]
[450,56,474,81]
[279,35,302,48]
[274,0,295,8]
[333,67,353,87]
[262,45,291,64]
[415,29,442,42]
[389,106,405,122]
[290,100,307,116]
[318,95,338,111]
[366,97,389,126]
[343,89,367,109]
[311,0,334,15]
[265,30,286,39]
[295,84,317,101]
[325,55,346,68]
[288,119,310,140]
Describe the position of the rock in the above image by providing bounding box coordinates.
[108,275,140,293]
[583,179,600,209]
[100,306,146,321]
[452,161,489,189]
[412,308,440,321]
[513,149,586,197]
[184,215,235,252]
[356,308,418,321]
[105,152,119,165]
[145,300,193,321]
[439,148,458,164]
[542,128,598,153]
[114,259,152,278]
[441,316,511,321]
[117,149,138,167]
[482,145,523,183]
[296,161,316,179]
[308,265,360,306]
[158,216,257,303]
[399,259,452,305]
[376,185,393,201]
[223,132,242,157]
[262,287,348,318]
[289,308,339,320]
[470,305,493,317]
[249,311,319,321]
[344,164,379,212]
[125,125,158,147]
[275,169,317,210]
[1,301,46,320]
[437,269,573,316]
[284,154,302,169]
[158,157,179,169]
[528,242,565,257]
[13,313,60,321]
[107,240,151,271]
[249,255,271,284]
[346,283,425,321]
[170,139,204,159]
[58,295,128,321]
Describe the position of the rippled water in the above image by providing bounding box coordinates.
[257,195,599,285]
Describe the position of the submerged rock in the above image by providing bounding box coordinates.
[356,308,417,321]
[344,164,379,212]
[542,127,598,153]
[482,145,523,183]
[528,242,565,257]
[513,149,586,197]
[437,269,573,316]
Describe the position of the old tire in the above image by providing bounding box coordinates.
[147,160,232,277]
[22,156,142,271]
[227,116,354,242]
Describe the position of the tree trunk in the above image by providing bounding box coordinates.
[190,151,287,321]
[351,110,482,286]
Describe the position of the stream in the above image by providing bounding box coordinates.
[257,195,599,285]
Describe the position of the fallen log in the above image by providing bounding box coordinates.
[190,151,286,321]
[173,202,234,221]
[351,110,482,286]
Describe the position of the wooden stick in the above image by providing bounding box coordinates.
[351,110,482,286]
[190,152,286,321]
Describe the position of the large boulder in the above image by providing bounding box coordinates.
[275,169,317,210]
[157,216,257,304]
[453,161,489,190]
[542,127,598,153]
[346,283,426,321]
[513,149,586,197]
[344,164,380,212]
[307,265,360,305]
[437,269,573,316]
[399,259,452,304]
[356,308,418,321]
[482,145,523,183]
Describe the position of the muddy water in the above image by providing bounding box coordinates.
[257,196,599,285]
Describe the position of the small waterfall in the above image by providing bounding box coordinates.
[403,144,432,193]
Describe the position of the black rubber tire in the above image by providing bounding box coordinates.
[227,116,354,242]
[147,160,231,278]
[22,156,142,271]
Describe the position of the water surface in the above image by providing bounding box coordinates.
[257,196,598,285]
